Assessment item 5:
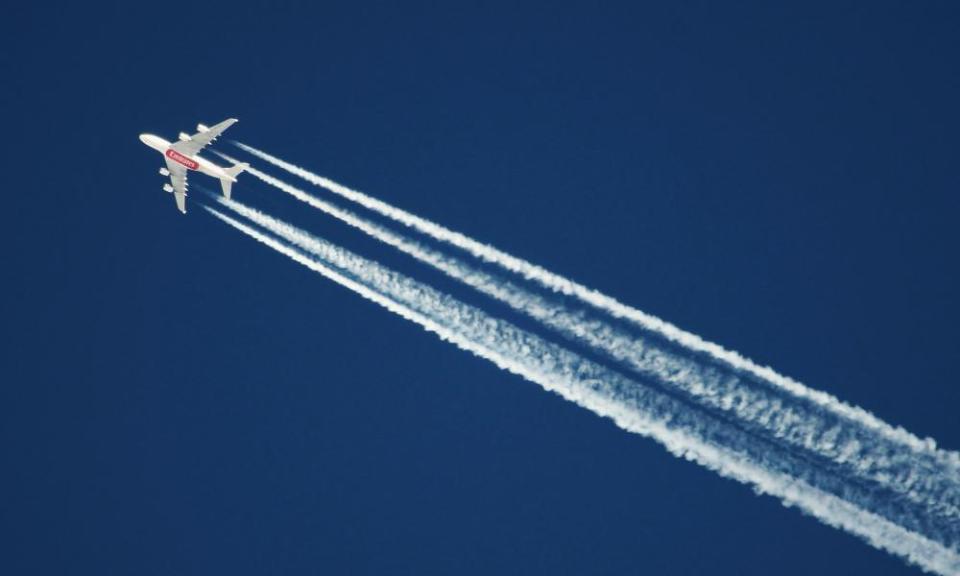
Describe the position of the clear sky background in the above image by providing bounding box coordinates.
[2,2,959,574]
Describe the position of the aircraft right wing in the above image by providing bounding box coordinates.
[171,118,237,157]
[164,158,189,214]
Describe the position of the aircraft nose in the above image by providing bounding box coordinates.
[139,133,151,145]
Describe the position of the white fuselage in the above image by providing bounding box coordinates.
[138,134,235,182]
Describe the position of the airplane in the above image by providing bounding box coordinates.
[139,118,249,214]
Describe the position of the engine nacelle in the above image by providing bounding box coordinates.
[196,123,209,133]
[159,167,170,177]
[163,183,174,193]
[178,132,191,142]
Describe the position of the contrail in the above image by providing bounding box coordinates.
[205,161,960,526]
[204,203,960,575]
[212,193,960,544]
[229,142,958,470]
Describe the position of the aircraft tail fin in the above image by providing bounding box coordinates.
[220,162,249,200]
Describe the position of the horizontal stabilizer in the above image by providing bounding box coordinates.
[220,179,233,200]
[220,161,249,200]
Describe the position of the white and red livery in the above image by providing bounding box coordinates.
[139,118,248,214]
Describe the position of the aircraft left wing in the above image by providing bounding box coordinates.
[171,118,238,157]
[164,158,189,214]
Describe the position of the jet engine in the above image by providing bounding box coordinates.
[159,167,170,176]
[163,183,174,193]
[196,123,209,133]
[178,132,191,141]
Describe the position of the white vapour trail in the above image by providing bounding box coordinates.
[203,204,960,575]
[229,142,959,468]
[206,160,960,525]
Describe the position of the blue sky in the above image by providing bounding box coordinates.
[2,2,959,574]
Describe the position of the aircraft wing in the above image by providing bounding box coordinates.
[171,118,237,157]
[164,158,189,214]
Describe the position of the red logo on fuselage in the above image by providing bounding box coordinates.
[165,148,199,170]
